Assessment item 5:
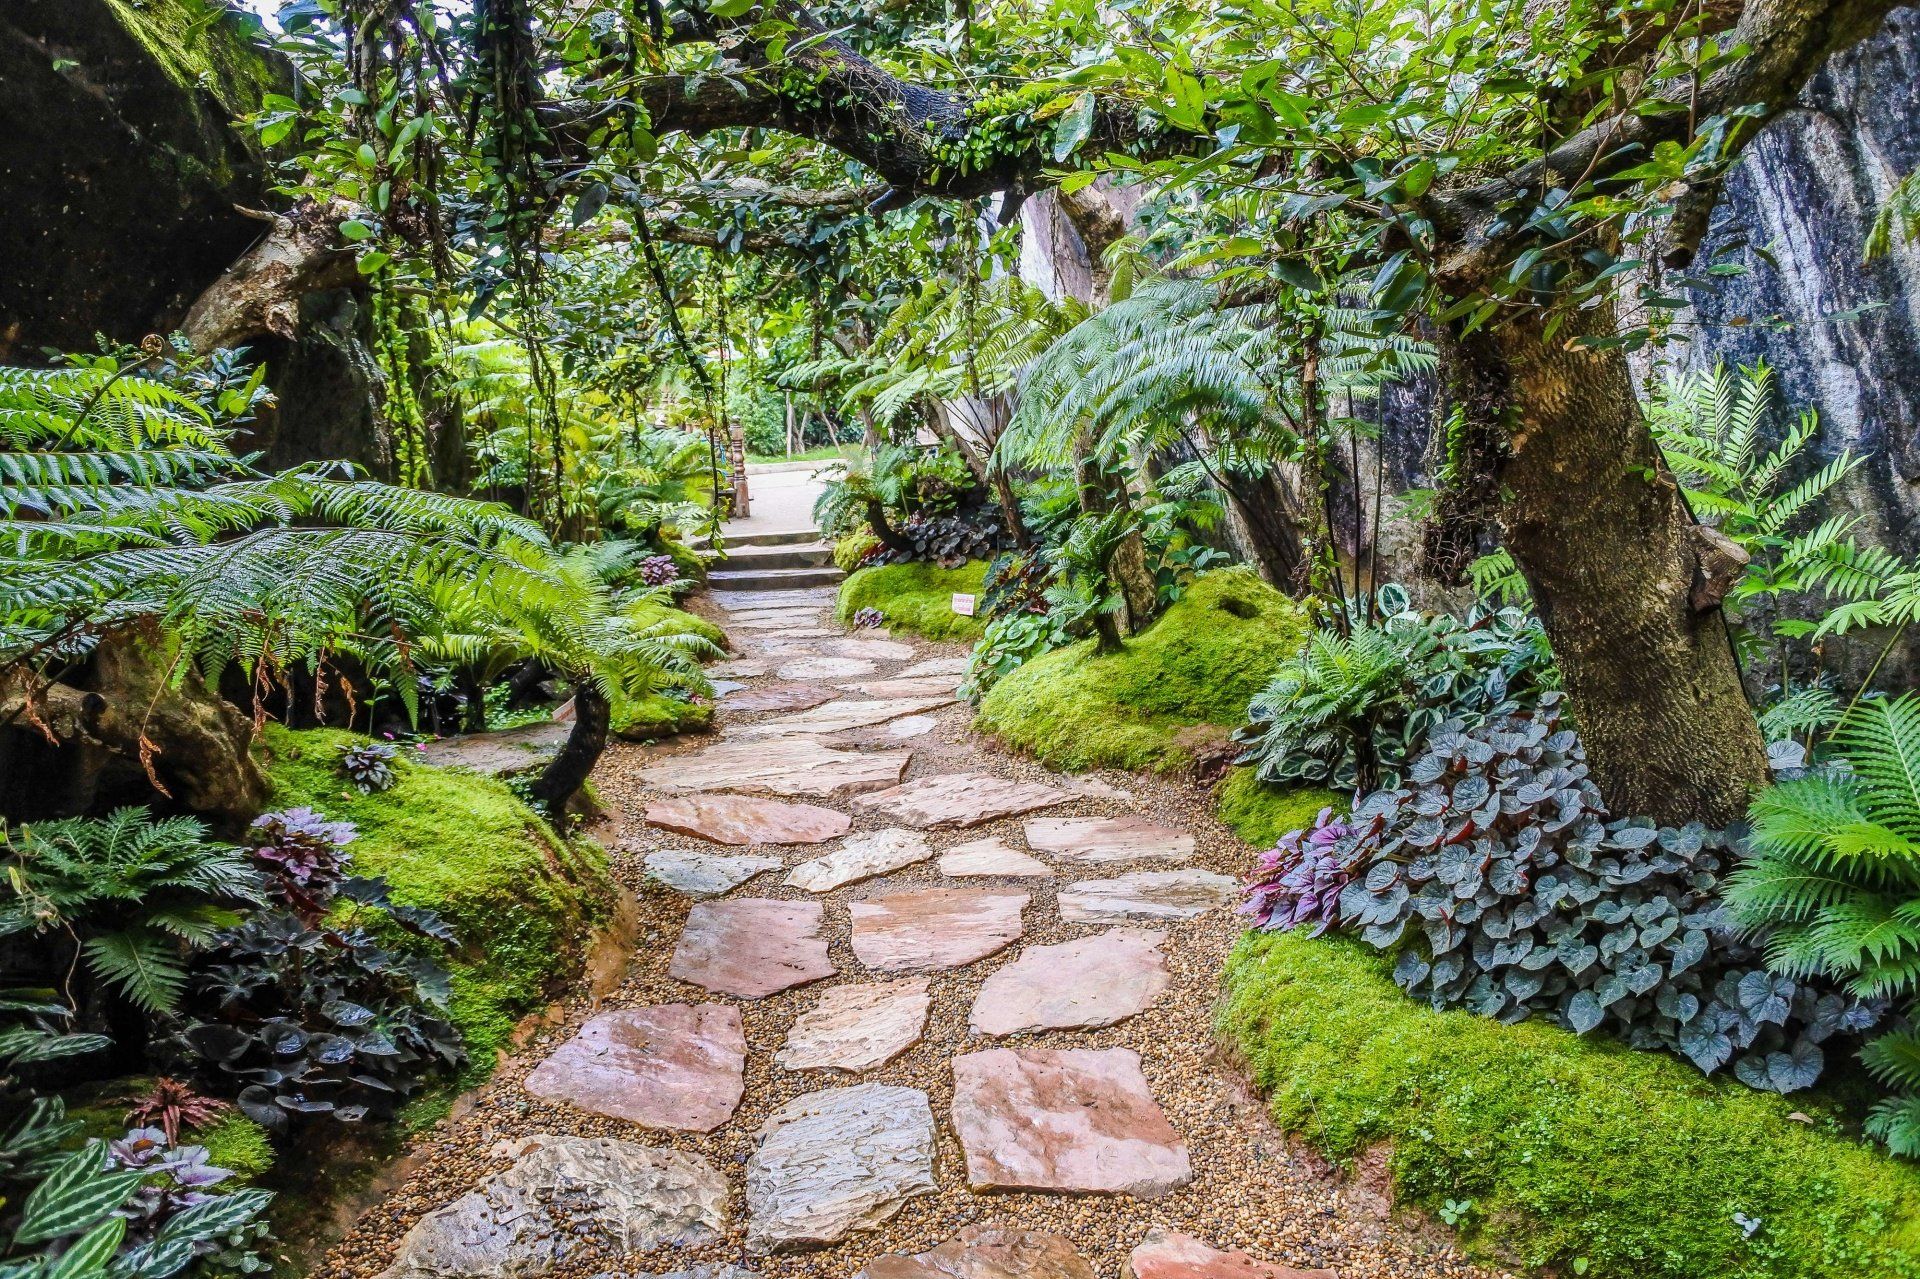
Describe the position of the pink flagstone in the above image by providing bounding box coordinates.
[670,898,835,998]
[858,1227,1097,1279]
[849,888,1027,972]
[1123,1229,1335,1279]
[853,774,1069,829]
[523,1004,745,1132]
[968,929,1170,1035]
[1023,815,1196,864]
[645,794,850,845]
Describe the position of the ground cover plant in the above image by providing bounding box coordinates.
[836,561,989,642]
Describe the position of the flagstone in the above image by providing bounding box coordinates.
[969,930,1170,1035]
[825,637,918,660]
[739,696,956,738]
[523,1005,746,1132]
[710,658,772,679]
[857,1227,1097,1279]
[669,899,835,999]
[850,888,1027,971]
[776,978,931,1071]
[731,616,832,630]
[638,736,909,800]
[785,828,935,892]
[1056,870,1239,923]
[777,655,878,680]
[1123,1228,1336,1279]
[745,1084,937,1252]
[1024,815,1196,864]
[373,1135,726,1279]
[853,774,1069,828]
[642,849,783,897]
[936,837,1053,879]
[949,1047,1192,1197]
[718,682,840,713]
[840,677,965,699]
[896,656,972,678]
[645,793,849,845]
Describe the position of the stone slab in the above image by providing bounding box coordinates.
[969,930,1170,1035]
[415,722,567,777]
[745,1084,937,1252]
[776,978,931,1072]
[785,828,935,892]
[777,655,877,681]
[859,1228,1096,1279]
[739,696,956,738]
[669,899,835,998]
[850,888,1027,972]
[710,659,772,679]
[524,1005,746,1132]
[896,656,972,679]
[719,682,840,714]
[825,637,918,661]
[949,1048,1191,1198]
[840,677,964,699]
[936,838,1053,879]
[1123,1229,1335,1279]
[645,794,850,846]
[373,1135,726,1279]
[639,736,910,800]
[642,849,782,898]
[1024,816,1196,864]
[1057,870,1239,923]
[853,775,1070,829]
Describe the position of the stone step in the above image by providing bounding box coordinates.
[719,541,834,571]
[692,527,824,550]
[708,565,846,591]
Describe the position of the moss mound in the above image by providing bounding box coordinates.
[630,598,727,648]
[1220,931,1920,1279]
[975,568,1308,772]
[614,693,713,740]
[1215,767,1343,847]
[190,1114,276,1180]
[260,726,615,1080]
[836,561,988,641]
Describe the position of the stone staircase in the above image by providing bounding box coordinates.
[706,527,843,592]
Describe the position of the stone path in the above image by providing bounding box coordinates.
[323,590,1506,1279]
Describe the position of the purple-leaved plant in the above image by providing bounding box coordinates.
[249,807,357,917]
[1242,806,1353,936]
[853,607,885,629]
[639,554,679,587]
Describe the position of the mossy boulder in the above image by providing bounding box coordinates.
[1220,931,1920,1279]
[613,693,714,741]
[836,561,988,641]
[259,726,616,1081]
[1214,767,1344,847]
[975,567,1308,772]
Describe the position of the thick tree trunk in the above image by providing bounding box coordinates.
[1490,304,1767,825]
[532,680,609,813]
[865,497,917,557]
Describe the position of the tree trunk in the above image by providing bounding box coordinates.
[865,498,917,557]
[532,680,609,813]
[1489,303,1767,825]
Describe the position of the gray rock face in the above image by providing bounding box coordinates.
[745,1084,938,1252]
[776,978,932,1071]
[1057,870,1239,923]
[642,849,782,898]
[374,1135,727,1279]
[785,828,935,892]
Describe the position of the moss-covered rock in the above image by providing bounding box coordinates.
[613,694,714,741]
[975,568,1308,772]
[1214,767,1344,847]
[836,561,988,641]
[1220,931,1920,1279]
[259,726,616,1081]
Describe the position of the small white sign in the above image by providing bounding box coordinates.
[951,592,977,617]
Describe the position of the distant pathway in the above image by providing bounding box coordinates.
[321,588,1507,1279]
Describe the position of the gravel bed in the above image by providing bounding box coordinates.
[313,604,1510,1279]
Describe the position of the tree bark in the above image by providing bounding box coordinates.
[179,198,360,354]
[1488,302,1767,825]
[532,679,609,813]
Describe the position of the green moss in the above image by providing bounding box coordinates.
[833,530,881,574]
[836,561,988,641]
[1219,931,1920,1279]
[1215,767,1344,847]
[188,1114,276,1180]
[975,567,1308,772]
[660,537,709,586]
[260,726,615,1085]
[613,693,713,740]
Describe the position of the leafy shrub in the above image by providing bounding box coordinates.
[170,811,464,1131]
[1729,694,1920,1153]
[1243,806,1352,935]
[962,610,1073,699]
[127,1079,230,1147]
[0,1100,272,1279]
[336,742,398,794]
[1237,596,1555,792]
[0,811,259,1015]
[1266,697,1876,1091]
[871,509,1006,568]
